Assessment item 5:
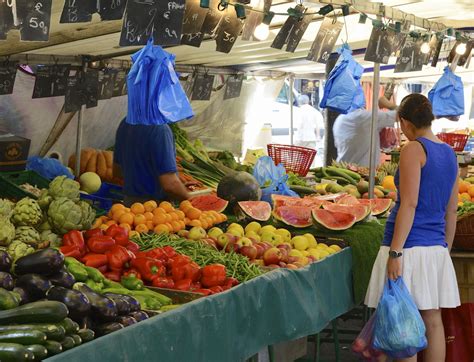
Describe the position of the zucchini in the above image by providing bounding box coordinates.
[0,324,65,341]
[0,330,47,345]
[60,336,75,350]
[70,334,82,346]
[25,349,35,361]
[25,344,48,360]
[77,329,94,343]
[44,340,62,356]
[0,301,68,324]
[59,318,80,335]
[0,343,30,361]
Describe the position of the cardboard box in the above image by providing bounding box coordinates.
[0,133,31,172]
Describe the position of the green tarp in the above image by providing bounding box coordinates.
[47,248,355,362]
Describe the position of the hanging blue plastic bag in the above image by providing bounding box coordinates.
[320,45,365,114]
[373,277,427,359]
[26,156,74,180]
[253,156,298,204]
[428,66,464,118]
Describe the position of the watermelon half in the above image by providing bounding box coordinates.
[238,201,271,222]
[272,195,330,209]
[190,194,229,213]
[312,209,356,231]
[358,199,392,216]
[322,203,370,223]
[273,205,313,228]
[336,194,360,206]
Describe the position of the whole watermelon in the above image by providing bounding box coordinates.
[217,172,262,207]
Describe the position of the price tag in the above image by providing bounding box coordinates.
[99,0,126,21]
[0,0,14,40]
[431,36,444,67]
[241,10,261,41]
[18,0,52,41]
[364,27,397,64]
[285,14,312,53]
[201,0,223,36]
[60,0,96,23]
[224,74,243,100]
[32,64,70,98]
[112,69,128,97]
[84,69,99,108]
[448,40,473,67]
[98,69,117,100]
[180,0,208,47]
[64,74,83,113]
[271,14,299,50]
[215,8,243,54]
[306,18,343,63]
[153,0,186,46]
[394,38,423,73]
[0,64,17,95]
[181,31,204,47]
[191,73,214,101]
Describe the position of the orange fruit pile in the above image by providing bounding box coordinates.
[458,180,474,205]
[92,200,227,235]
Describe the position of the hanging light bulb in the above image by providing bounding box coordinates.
[253,11,274,41]
[249,0,260,8]
[456,42,467,55]
[420,42,431,54]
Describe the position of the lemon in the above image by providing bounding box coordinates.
[319,250,330,259]
[326,248,336,255]
[329,244,342,252]
[227,228,244,237]
[245,221,261,234]
[289,249,303,257]
[259,225,276,235]
[301,250,310,257]
[308,248,321,260]
[304,233,318,247]
[291,236,309,251]
[208,227,224,239]
[275,228,292,243]
[228,223,244,234]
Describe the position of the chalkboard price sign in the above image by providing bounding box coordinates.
[285,14,312,53]
[19,0,53,41]
[32,64,70,98]
[431,36,444,67]
[0,64,17,95]
[201,0,224,36]
[180,0,208,47]
[191,73,214,101]
[394,38,423,73]
[60,0,96,23]
[98,69,117,100]
[153,0,186,46]
[84,69,99,108]
[99,0,126,21]
[215,9,243,54]
[112,69,128,97]
[306,18,343,63]
[364,27,396,64]
[65,74,83,113]
[271,13,298,50]
[0,0,14,40]
[224,74,244,100]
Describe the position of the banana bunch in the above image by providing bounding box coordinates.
[331,161,369,179]
[376,162,398,183]
[312,166,362,185]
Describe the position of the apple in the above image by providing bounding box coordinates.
[287,256,299,264]
[278,247,289,263]
[263,247,282,266]
[298,256,310,266]
[240,245,258,260]
[254,244,265,258]
[188,226,207,240]
[225,240,241,252]
[266,264,280,269]
[293,262,304,268]
[227,228,244,237]
[202,238,217,249]
[177,230,189,238]
[279,262,287,268]
[276,243,292,252]
[239,237,253,247]
[286,264,299,269]
[208,227,224,239]
[216,233,236,249]
[250,259,265,266]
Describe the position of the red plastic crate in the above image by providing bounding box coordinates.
[267,144,316,177]
[437,133,468,152]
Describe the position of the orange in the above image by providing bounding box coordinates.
[459,181,469,193]
[119,212,134,226]
[171,221,182,233]
[460,193,471,202]
[131,203,146,215]
[189,219,201,228]
[144,212,154,221]
[164,213,173,223]
[119,223,132,232]
[99,215,110,222]
[146,221,154,230]
[220,214,228,222]
[165,223,174,231]
[186,208,202,220]
[175,210,185,220]
[468,185,474,198]
[152,213,167,225]
[135,224,149,233]
[134,214,147,226]
[169,212,179,221]
[206,216,215,226]
[160,201,174,213]
[200,219,209,230]
[112,209,126,222]
[107,209,114,218]
[144,200,158,212]
[154,224,170,234]
[105,220,117,227]
[184,217,190,225]
[153,207,166,216]
[179,200,192,212]
[110,203,125,214]
[178,220,186,230]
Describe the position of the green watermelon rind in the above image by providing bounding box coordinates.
[311,209,356,231]
[238,201,271,222]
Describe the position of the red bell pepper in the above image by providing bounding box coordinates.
[82,253,108,268]
[59,245,82,259]
[125,241,140,254]
[151,276,175,289]
[87,235,115,253]
[162,246,177,259]
[145,248,166,260]
[224,277,239,288]
[84,228,103,240]
[104,270,122,282]
[130,257,166,282]
[62,230,85,255]
[168,254,191,269]
[105,245,134,271]
[106,224,129,238]
[174,278,192,291]
[201,264,227,288]
[171,261,201,282]
[194,288,212,296]
[98,265,108,273]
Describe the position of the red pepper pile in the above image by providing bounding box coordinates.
[60,225,238,295]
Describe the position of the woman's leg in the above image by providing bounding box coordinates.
[420,309,445,362]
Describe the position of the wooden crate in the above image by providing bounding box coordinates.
[452,252,474,303]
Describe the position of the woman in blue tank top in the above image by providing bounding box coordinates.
[365,94,460,362]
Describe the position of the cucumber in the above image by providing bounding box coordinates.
[60,318,80,335]
[60,336,75,350]
[44,340,62,356]
[0,343,30,361]
[289,185,316,195]
[0,324,65,341]
[0,301,68,324]
[0,330,47,345]
[25,344,48,360]
[339,168,362,181]
[77,329,94,343]
[25,349,35,361]
[326,167,357,184]
[70,334,82,346]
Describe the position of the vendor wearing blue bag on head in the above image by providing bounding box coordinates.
[365,94,460,362]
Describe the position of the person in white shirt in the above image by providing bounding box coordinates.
[333,96,398,167]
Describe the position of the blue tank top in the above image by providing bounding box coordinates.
[383,137,457,248]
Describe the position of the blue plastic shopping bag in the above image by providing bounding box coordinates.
[373,277,427,359]
[253,156,298,204]
[27,156,74,180]
[428,66,464,118]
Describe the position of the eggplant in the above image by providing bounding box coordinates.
[128,311,149,322]
[0,272,14,290]
[114,315,137,327]
[12,287,30,305]
[15,274,52,300]
[48,269,76,289]
[46,286,90,321]
[14,249,64,276]
[73,283,117,321]
[119,295,141,312]
[103,293,131,316]
[94,322,124,337]
[0,251,12,272]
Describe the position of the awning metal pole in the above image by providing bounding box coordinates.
[74,60,87,178]
[289,74,295,146]
[368,64,380,199]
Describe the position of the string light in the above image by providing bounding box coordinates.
[253,11,274,40]
[420,34,430,54]
[455,43,467,55]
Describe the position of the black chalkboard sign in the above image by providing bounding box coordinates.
[224,74,243,100]
[394,38,423,73]
[65,74,83,113]
[271,13,299,50]
[201,1,223,36]
[32,64,70,98]
[18,0,52,41]
[99,0,126,21]
[98,69,117,100]
[191,73,214,101]
[285,14,312,53]
[153,0,186,46]
[431,37,445,68]
[306,18,343,63]
[84,69,99,108]
[0,0,14,40]
[364,27,396,64]
[0,64,17,95]
[180,0,208,47]
[181,31,204,47]
[112,69,128,97]
[60,0,96,23]
[448,40,474,67]
[215,9,243,54]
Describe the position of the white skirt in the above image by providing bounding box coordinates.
[365,246,461,310]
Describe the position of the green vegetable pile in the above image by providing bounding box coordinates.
[133,233,264,282]
[287,172,307,187]
[458,201,474,217]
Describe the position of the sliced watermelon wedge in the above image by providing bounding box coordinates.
[336,194,360,205]
[358,198,392,216]
[322,203,370,223]
[191,194,228,213]
[312,209,356,231]
[238,201,271,222]
[273,205,313,228]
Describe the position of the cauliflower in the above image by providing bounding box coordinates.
[0,218,15,246]
[49,176,80,201]
[48,197,83,235]
[7,240,35,261]
[11,198,42,227]
[15,226,41,246]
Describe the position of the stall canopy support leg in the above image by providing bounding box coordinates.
[368,62,380,199]
[289,74,295,146]
[74,59,88,178]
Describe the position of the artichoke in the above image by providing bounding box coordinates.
[38,189,53,210]
[37,220,52,232]
[11,198,42,227]
[0,218,15,246]
[7,240,35,261]
[49,176,80,201]
[15,226,41,246]
[78,200,95,230]
[40,230,61,248]
[48,197,83,235]
[0,199,14,218]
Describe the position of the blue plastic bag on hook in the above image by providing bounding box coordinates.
[428,66,464,118]
[253,156,299,204]
[27,156,74,180]
[320,45,365,114]
[373,277,427,359]
[126,37,193,125]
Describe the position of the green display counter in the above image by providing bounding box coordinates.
[47,248,355,362]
